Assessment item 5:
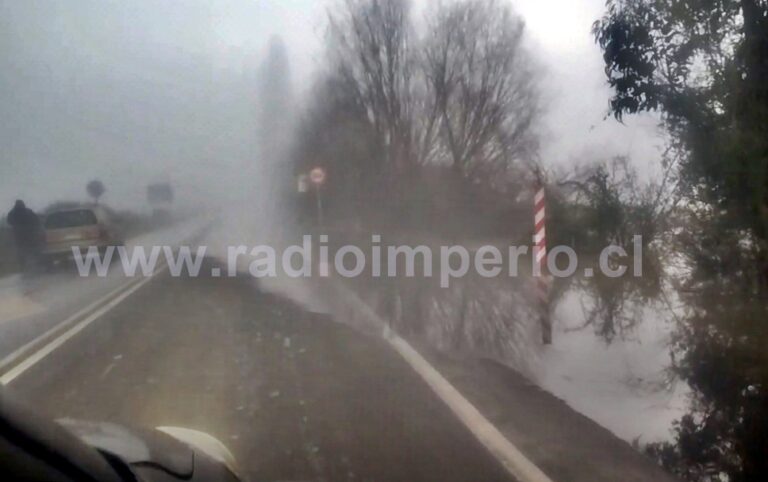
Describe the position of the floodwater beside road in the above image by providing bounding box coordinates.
[338,263,687,445]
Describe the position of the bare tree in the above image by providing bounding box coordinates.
[327,0,419,172]
[314,0,540,226]
[423,0,538,184]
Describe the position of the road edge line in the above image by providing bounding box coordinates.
[0,265,165,385]
[387,332,553,482]
[0,220,212,380]
[328,280,554,482]
[0,277,143,375]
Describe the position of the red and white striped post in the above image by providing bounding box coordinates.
[533,180,552,344]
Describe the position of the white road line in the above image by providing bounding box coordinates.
[332,279,554,482]
[386,332,552,482]
[0,266,164,385]
[0,224,207,382]
[386,332,554,482]
[0,274,149,374]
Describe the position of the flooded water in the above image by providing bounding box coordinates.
[538,287,689,443]
[344,267,689,445]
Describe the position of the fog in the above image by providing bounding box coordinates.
[4,3,767,479]
[0,0,323,217]
[1,0,661,217]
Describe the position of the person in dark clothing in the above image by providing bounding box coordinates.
[6,200,43,270]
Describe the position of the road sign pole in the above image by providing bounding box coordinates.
[316,185,323,228]
[309,167,327,228]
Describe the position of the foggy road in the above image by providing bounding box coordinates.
[0,219,209,363]
[2,261,514,482]
[4,0,765,479]
[0,226,681,482]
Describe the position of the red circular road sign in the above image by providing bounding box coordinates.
[309,167,326,185]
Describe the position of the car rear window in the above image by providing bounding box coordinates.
[45,210,98,229]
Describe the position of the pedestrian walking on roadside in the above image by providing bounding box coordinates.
[6,200,43,271]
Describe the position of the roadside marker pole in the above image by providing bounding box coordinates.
[533,181,552,345]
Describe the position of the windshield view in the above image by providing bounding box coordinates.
[1,1,766,481]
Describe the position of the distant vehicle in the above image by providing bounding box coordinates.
[147,183,174,207]
[42,207,124,262]
[147,183,175,225]
[0,390,240,481]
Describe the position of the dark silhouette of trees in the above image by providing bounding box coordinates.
[296,0,540,230]
[423,0,538,183]
[595,1,768,479]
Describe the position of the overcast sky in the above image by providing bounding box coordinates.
[0,0,663,214]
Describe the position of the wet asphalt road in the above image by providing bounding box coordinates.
[6,263,513,482]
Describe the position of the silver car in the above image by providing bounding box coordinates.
[42,207,124,261]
